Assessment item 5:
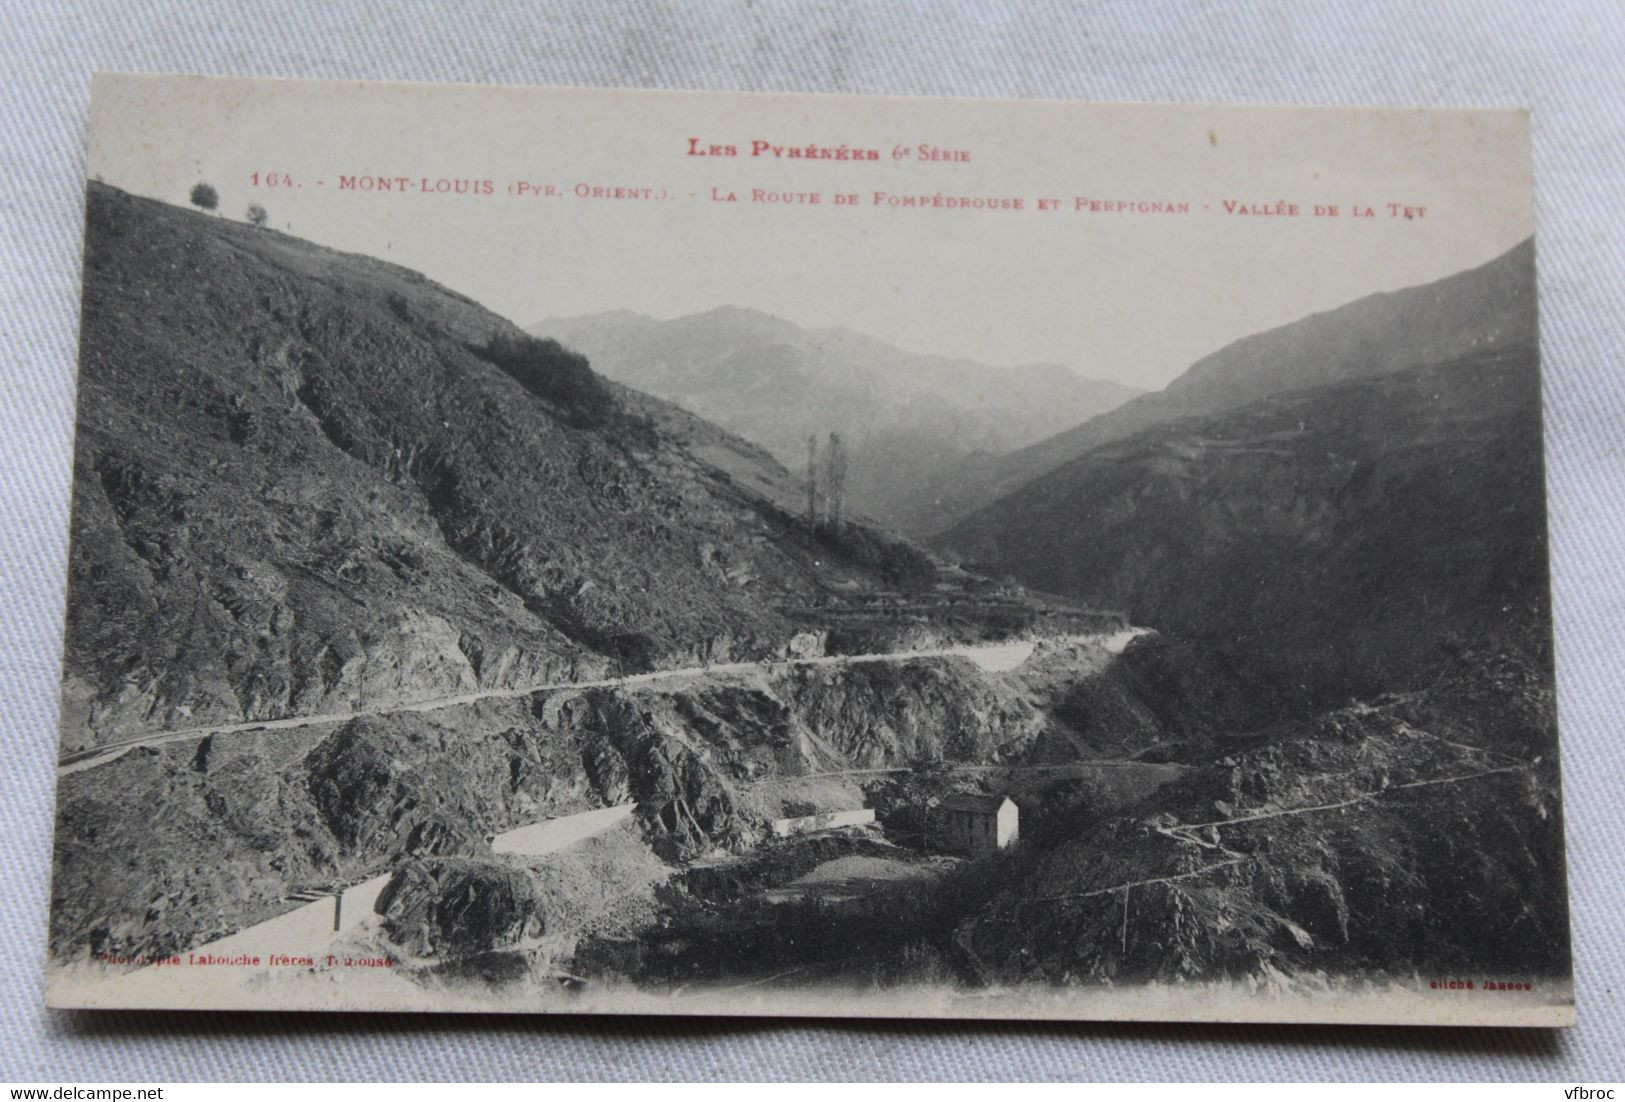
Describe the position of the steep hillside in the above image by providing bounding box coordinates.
[54,185,1147,964]
[62,184,1029,751]
[532,307,1141,536]
[939,345,1552,706]
[917,240,1537,535]
[53,636,1186,960]
[960,643,1568,984]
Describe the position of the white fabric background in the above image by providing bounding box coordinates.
[2,0,1622,1082]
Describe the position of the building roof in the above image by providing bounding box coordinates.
[939,793,1016,814]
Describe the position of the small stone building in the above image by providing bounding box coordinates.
[939,794,1019,853]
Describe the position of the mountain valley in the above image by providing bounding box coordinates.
[51,186,1567,1011]
[534,308,1141,537]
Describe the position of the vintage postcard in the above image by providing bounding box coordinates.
[46,73,1571,1025]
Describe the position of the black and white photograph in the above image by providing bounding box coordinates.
[42,74,1572,1025]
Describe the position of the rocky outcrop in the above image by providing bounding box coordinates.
[305,725,489,857]
[379,820,673,966]
[377,859,548,958]
[773,660,1046,765]
[542,654,1067,859]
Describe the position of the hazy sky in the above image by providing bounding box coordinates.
[89,76,1534,389]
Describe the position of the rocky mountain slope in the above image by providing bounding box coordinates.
[916,240,1537,535]
[960,642,1568,984]
[53,636,1183,960]
[55,185,1565,1001]
[939,343,1552,707]
[573,641,1566,993]
[53,185,1138,963]
[532,307,1141,536]
[62,184,1051,752]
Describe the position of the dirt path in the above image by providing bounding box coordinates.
[59,629,1146,777]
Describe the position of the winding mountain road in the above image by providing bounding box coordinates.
[58,629,1146,778]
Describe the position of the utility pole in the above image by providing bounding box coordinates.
[806,433,820,525]
[825,432,847,530]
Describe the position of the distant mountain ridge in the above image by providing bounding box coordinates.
[937,334,1550,707]
[913,239,1538,535]
[530,306,1143,536]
